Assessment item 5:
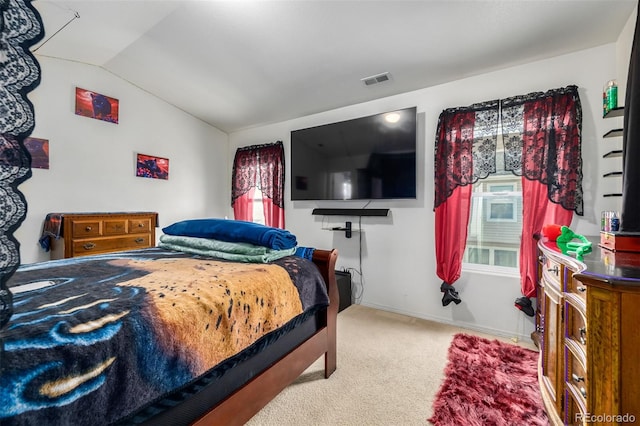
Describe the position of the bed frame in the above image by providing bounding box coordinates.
[189,248,339,426]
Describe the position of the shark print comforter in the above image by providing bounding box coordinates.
[0,247,329,425]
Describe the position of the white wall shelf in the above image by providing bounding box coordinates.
[603,106,624,198]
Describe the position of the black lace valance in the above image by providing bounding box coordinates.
[434,100,499,209]
[434,86,583,216]
[501,85,583,215]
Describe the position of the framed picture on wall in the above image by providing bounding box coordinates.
[23,137,49,169]
[136,153,169,180]
[75,87,119,124]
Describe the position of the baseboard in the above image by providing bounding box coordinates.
[358,301,534,343]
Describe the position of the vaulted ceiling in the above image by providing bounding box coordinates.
[33,0,637,133]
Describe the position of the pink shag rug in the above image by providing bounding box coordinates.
[428,333,549,426]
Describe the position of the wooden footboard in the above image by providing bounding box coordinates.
[192,248,339,426]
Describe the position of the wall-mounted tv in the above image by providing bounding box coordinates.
[290,107,417,201]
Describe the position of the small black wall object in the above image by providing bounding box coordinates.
[345,221,352,238]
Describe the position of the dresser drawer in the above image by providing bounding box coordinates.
[129,218,152,234]
[566,346,587,401]
[48,212,158,259]
[71,235,152,256]
[565,302,587,350]
[567,276,587,304]
[543,256,562,287]
[71,220,101,238]
[566,385,588,426]
[103,219,127,235]
[565,316,588,425]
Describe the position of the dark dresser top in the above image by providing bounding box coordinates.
[539,235,640,287]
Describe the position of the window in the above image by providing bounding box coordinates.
[486,184,517,222]
[464,245,519,268]
[464,142,522,270]
[495,249,518,268]
[231,142,285,228]
[252,187,266,225]
[488,201,515,221]
[466,247,490,265]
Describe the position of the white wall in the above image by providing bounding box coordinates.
[16,12,636,341]
[616,5,637,102]
[16,56,230,264]
[228,43,627,341]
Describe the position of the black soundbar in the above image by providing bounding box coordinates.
[311,208,390,217]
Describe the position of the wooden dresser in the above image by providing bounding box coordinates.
[47,212,158,259]
[536,237,640,425]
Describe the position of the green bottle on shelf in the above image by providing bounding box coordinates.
[605,80,618,115]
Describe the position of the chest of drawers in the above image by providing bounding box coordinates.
[536,238,640,425]
[48,212,158,259]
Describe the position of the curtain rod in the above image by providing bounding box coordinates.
[32,9,80,53]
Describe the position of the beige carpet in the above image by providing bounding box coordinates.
[246,304,537,426]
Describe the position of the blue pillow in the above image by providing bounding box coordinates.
[295,246,315,260]
[162,219,297,250]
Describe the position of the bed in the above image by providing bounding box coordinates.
[0,219,338,426]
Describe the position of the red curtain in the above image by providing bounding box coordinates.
[435,184,473,284]
[232,187,255,223]
[434,106,497,285]
[262,197,284,229]
[520,179,573,297]
[231,147,258,223]
[503,87,583,297]
[258,142,285,229]
[231,141,285,228]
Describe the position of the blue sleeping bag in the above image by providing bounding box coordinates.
[162,218,297,250]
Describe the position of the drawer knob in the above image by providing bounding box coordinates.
[83,242,96,250]
[572,373,584,383]
[85,226,92,231]
[580,387,587,398]
[579,326,587,345]
[577,286,586,292]
[548,265,559,274]
[135,238,145,244]
[138,223,144,227]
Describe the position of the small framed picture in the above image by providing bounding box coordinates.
[136,153,169,180]
[24,137,49,169]
[75,87,119,124]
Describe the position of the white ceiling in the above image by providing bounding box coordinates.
[32,0,637,133]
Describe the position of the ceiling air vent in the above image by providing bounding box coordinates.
[361,72,391,86]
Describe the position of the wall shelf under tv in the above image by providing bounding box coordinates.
[311,208,390,217]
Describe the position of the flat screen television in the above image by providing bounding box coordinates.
[290,107,417,201]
